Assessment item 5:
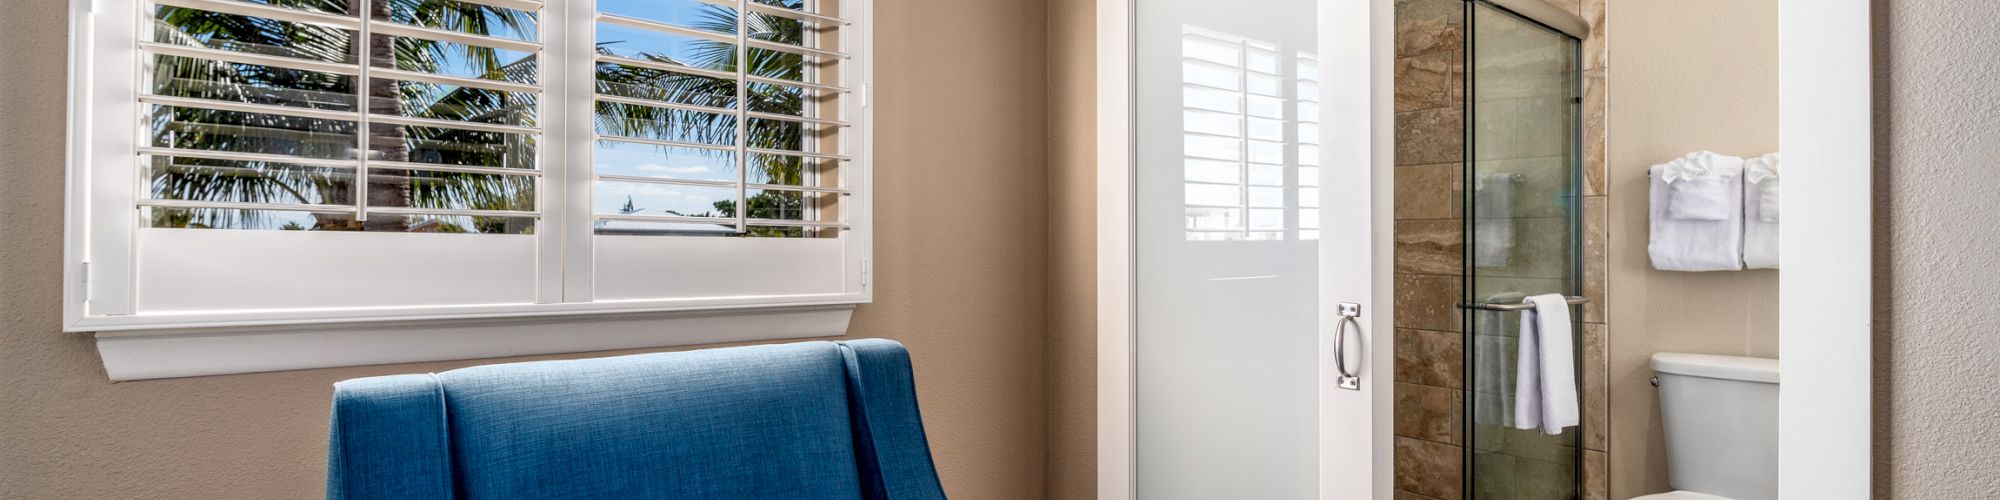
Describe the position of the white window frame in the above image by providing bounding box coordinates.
[63,0,874,380]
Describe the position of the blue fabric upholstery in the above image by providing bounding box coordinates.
[327,340,945,500]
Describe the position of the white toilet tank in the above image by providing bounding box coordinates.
[1652,353,1780,500]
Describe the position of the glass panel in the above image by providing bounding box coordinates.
[593,218,734,236]
[599,0,738,34]
[593,180,736,218]
[147,155,355,205]
[379,0,539,42]
[147,207,352,231]
[368,123,538,170]
[1136,0,1319,498]
[149,104,359,160]
[151,6,357,63]
[366,169,536,212]
[150,55,359,111]
[595,102,737,147]
[370,36,539,84]
[1465,3,1585,500]
[597,65,741,109]
[747,153,838,187]
[596,22,735,63]
[595,140,736,182]
[145,208,531,234]
[370,81,537,127]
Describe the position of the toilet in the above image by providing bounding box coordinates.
[1631,353,1780,500]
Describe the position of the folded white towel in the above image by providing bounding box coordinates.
[1746,153,1781,222]
[1649,162,1745,271]
[1744,153,1781,269]
[1473,174,1515,268]
[1663,151,1746,221]
[1513,294,1579,435]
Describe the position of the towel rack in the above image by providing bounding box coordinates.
[1457,296,1589,312]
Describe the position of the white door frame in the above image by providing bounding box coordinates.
[1101,1,1875,499]
[1095,0,1396,498]
[1776,0,1873,497]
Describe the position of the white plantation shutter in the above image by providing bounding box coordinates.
[68,0,871,330]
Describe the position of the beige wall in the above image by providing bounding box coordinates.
[0,0,1056,498]
[1875,0,2000,498]
[1605,1,1780,498]
[1042,0,1097,497]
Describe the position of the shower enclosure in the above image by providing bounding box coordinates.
[1461,1,1586,499]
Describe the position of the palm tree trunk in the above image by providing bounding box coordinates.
[363,1,412,232]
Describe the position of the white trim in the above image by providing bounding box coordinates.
[64,0,876,375]
[1095,0,1134,498]
[95,305,855,380]
[1317,0,1396,498]
[1776,0,1872,498]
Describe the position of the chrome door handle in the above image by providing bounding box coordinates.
[1333,302,1362,391]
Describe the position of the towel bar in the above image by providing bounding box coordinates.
[1457,296,1589,312]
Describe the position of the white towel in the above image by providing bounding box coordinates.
[1513,294,1579,436]
[1649,161,1745,271]
[1663,151,1745,220]
[1473,174,1514,268]
[1744,153,1780,269]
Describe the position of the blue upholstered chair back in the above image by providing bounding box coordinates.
[327,339,946,500]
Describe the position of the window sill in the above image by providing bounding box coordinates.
[91,305,856,381]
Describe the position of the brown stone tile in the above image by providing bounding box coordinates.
[1582,323,1608,452]
[1582,0,1607,71]
[1396,0,1464,57]
[1584,450,1609,500]
[1395,274,1464,332]
[1395,163,1463,221]
[1395,383,1459,444]
[1582,196,1608,323]
[1394,437,1464,499]
[1395,329,1464,389]
[1396,107,1464,166]
[1395,491,1445,500]
[1396,51,1463,113]
[1396,219,1464,276]
[1583,69,1607,196]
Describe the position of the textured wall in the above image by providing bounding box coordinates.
[1604,1,1780,498]
[1874,0,2000,498]
[1042,0,1097,497]
[0,0,1053,498]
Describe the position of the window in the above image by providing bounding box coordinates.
[65,0,871,338]
[1178,26,1316,241]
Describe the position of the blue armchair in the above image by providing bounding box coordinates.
[326,339,947,499]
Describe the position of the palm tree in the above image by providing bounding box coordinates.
[155,0,820,236]
[153,0,537,233]
[594,0,818,236]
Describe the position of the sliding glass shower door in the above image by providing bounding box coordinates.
[1463,2,1585,499]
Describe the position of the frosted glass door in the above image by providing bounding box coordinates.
[1134,0,1323,497]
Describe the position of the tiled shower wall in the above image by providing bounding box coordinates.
[1391,0,1608,498]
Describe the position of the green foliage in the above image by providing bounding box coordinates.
[154,1,817,237]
